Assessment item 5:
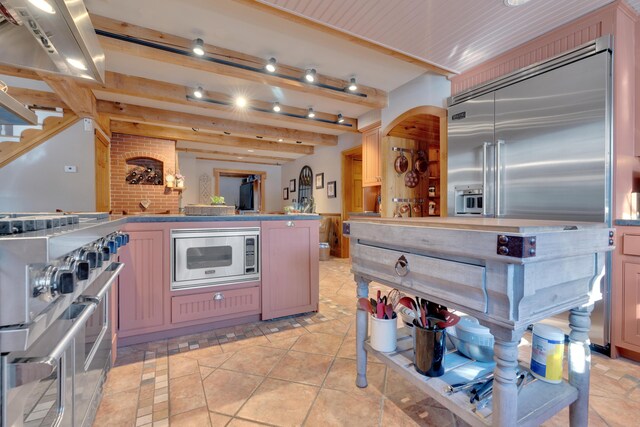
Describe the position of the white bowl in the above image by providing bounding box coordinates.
[448,327,495,362]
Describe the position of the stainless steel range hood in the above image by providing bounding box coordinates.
[0,0,105,83]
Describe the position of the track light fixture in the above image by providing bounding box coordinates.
[192,38,205,56]
[235,96,247,108]
[193,86,204,98]
[305,69,317,83]
[278,138,284,142]
[273,102,281,112]
[348,77,357,91]
[337,113,344,123]
[307,108,315,118]
[266,57,277,73]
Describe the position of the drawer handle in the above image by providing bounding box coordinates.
[213,292,224,301]
[395,255,409,277]
[287,221,295,227]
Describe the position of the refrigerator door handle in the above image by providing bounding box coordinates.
[482,142,490,216]
[495,140,504,216]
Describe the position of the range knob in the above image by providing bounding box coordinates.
[77,247,99,269]
[90,242,105,267]
[55,269,75,294]
[106,238,117,256]
[62,256,90,281]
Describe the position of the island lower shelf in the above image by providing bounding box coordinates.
[366,330,578,427]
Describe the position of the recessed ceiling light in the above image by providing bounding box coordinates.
[248,149,255,152]
[192,38,205,56]
[348,77,357,91]
[193,86,204,98]
[256,136,263,139]
[278,138,283,142]
[66,58,87,70]
[273,102,281,112]
[504,0,532,6]
[235,96,247,108]
[29,0,55,14]
[266,57,277,73]
[305,69,317,83]
[337,113,344,123]
[237,156,243,159]
[224,131,231,135]
[307,108,315,118]
[296,141,302,144]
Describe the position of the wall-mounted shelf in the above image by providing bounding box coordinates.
[392,197,425,203]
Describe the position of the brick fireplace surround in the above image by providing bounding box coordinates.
[110,133,180,214]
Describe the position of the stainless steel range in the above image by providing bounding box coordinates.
[0,212,127,427]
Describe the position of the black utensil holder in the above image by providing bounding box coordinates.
[413,321,446,377]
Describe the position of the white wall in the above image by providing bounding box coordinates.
[381,72,451,131]
[281,132,361,214]
[0,120,96,212]
[178,153,283,212]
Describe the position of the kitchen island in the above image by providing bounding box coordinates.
[346,217,614,427]
[115,214,320,346]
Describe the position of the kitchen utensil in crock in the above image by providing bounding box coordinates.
[394,151,409,174]
[415,150,428,175]
[404,153,419,188]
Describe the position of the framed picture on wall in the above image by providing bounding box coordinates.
[327,181,336,198]
[289,179,296,192]
[315,173,324,189]
[283,187,289,200]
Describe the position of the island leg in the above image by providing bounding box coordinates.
[355,275,370,388]
[568,304,593,427]
[490,328,524,427]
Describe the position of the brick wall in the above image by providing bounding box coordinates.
[110,133,180,214]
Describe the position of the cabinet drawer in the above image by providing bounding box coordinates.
[171,287,260,324]
[624,234,640,256]
[351,244,487,312]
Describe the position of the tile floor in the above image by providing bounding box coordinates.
[94,258,640,427]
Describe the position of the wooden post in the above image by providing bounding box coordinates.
[355,275,370,388]
[489,327,525,427]
[568,304,593,427]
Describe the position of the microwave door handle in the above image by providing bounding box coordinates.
[482,142,490,216]
[10,302,96,387]
[495,140,504,217]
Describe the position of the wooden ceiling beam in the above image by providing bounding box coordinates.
[195,156,283,166]
[0,64,41,80]
[90,71,357,132]
[111,120,314,155]
[234,0,455,77]
[7,88,65,109]
[90,14,387,109]
[176,147,293,163]
[98,100,333,147]
[38,73,96,118]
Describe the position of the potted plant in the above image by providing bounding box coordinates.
[210,195,225,205]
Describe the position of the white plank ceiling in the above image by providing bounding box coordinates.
[258,0,615,73]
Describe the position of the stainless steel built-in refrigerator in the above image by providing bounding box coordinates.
[447,36,612,351]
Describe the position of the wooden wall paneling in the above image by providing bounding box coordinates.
[118,230,165,333]
[450,3,616,94]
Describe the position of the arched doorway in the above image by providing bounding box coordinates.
[380,106,447,218]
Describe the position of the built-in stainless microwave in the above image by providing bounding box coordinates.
[171,227,260,290]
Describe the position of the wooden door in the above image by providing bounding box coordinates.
[118,230,165,333]
[261,220,319,319]
[95,132,111,212]
[362,126,381,186]
[351,159,363,212]
[623,262,640,347]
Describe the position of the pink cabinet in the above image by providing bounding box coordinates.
[117,230,165,333]
[261,219,319,320]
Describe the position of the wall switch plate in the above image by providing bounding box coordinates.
[83,118,93,132]
[64,165,77,173]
